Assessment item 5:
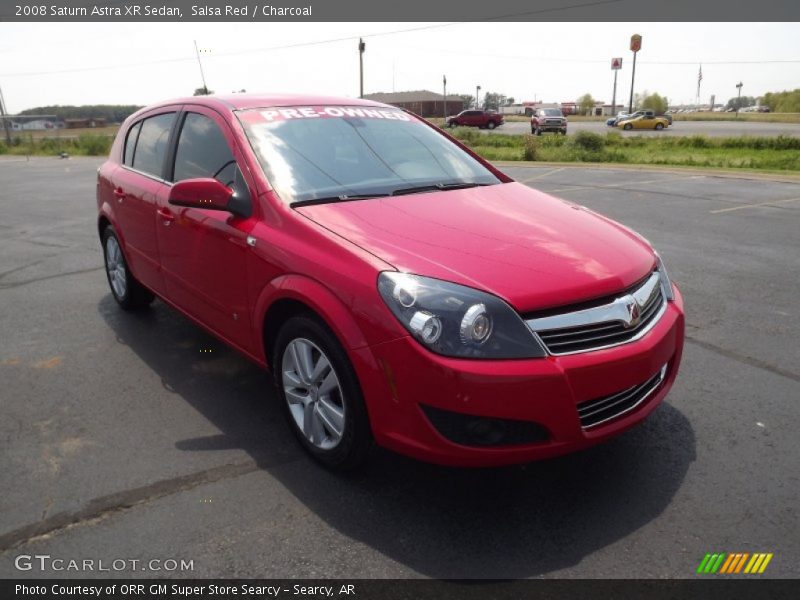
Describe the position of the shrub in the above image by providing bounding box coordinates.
[0,141,6,154]
[522,135,539,161]
[570,131,605,152]
[77,133,112,155]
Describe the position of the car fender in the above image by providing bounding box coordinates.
[97,202,128,250]
[253,273,372,358]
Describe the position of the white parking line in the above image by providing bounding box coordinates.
[543,175,705,194]
[518,167,566,183]
[710,196,800,214]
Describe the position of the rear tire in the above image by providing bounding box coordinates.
[273,314,373,470]
[102,226,154,311]
[535,127,542,136]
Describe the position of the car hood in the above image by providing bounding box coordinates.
[296,182,655,313]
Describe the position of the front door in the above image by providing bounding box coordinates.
[156,108,258,353]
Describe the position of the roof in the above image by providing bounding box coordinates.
[363,90,465,103]
[125,93,395,123]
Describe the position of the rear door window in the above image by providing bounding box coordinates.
[131,113,175,178]
[123,121,141,167]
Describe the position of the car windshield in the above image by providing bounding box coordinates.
[238,106,501,204]
[541,109,562,117]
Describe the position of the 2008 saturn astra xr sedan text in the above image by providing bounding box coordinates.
[97,94,685,469]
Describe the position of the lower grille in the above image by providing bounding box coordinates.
[577,364,667,429]
[421,405,550,447]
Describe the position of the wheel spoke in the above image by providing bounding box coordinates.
[316,397,344,439]
[302,402,315,439]
[318,369,339,396]
[284,387,307,406]
[310,354,331,386]
[282,369,303,389]
[311,408,327,444]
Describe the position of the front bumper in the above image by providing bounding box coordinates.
[352,286,685,467]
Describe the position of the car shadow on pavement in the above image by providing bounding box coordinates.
[99,295,696,579]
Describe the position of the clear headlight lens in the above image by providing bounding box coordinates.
[654,251,675,301]
[378,272,546,359]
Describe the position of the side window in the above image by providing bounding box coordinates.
[173,112,250,203]
[132,112,175,177]
[123,121,141,167]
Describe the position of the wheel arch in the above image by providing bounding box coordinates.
[257,275,371,370]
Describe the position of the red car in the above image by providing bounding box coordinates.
[97,94,684,469]
[446,109,504,129]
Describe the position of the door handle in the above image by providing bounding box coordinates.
[157,207,175,225]
[113,188,126,202]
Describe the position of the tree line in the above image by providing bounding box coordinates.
[18,105,142,123]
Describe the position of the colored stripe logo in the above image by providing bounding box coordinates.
[697,552,773,574]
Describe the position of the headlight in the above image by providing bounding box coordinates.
[378,272,546,359]
[654,251,675,301]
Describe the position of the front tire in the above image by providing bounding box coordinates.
[102,226,154,311]
[623,123,633,130]
[487,121,496,130]
[273,315,372,470]
[655,123,664,130]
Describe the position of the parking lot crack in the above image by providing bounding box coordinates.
[686,335,800,384]
[0,457,297,552]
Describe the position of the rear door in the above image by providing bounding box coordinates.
[156,107,258,352]
[113,109,179,293]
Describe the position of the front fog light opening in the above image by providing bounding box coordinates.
[409,311,443,344]
[460,303,492,345]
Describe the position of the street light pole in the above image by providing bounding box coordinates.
[0,85,12,145]
[476,85,481,110]
[735,81,743,118]
[358,38,366,98]
[443,75,447,120]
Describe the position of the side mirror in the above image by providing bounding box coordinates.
[168,178,234,212]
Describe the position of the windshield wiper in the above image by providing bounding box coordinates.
[291,193,390,208]
[390,182,491,196]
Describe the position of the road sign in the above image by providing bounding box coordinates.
[611,57,623,70]
[630,34,642,53]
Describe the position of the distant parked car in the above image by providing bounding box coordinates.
[618,114,670,130]
[446,110,504,129]
[607,111,630,127]
[530,108,567,135]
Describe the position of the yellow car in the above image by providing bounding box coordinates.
[618,115,670,130]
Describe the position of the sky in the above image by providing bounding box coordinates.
[0,22,798,113]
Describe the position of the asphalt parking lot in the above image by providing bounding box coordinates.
[495,119,800,137]
[1,157,798,578]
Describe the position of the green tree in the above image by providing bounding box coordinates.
[577,93,595,115]
[725,95,755,111]
[482,92,507,111]
[761,89,800,112]
[641,92,669,114]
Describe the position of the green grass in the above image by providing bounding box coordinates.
[446,129,800,171]
[0,132,113,156]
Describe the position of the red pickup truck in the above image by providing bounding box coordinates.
[446,110,504,130]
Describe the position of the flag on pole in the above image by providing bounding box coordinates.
[697,64,703,99]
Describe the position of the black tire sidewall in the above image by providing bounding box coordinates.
[101,226,153,310]
[273,315,372,470]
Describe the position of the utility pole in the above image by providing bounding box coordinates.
[358,38,365,98]
[0,85,12,145]
[628,34,642,114]
[735,81,743,118]
[476,85,481,110]
[443,75,447,120]
[194,40,209,95]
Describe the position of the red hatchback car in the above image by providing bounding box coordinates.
[97,94,685,469]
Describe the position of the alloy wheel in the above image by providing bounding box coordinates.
[281,338,345,450]
[105,236,127,299]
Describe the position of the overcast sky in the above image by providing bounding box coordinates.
[0,22,797,112]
